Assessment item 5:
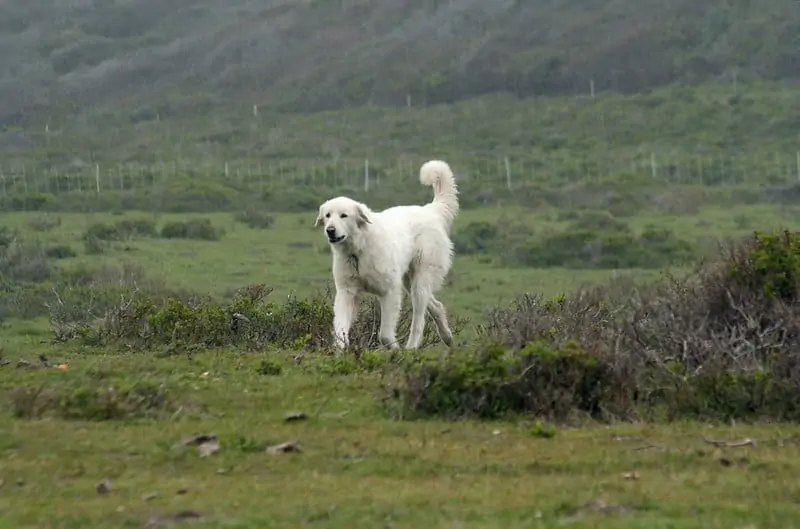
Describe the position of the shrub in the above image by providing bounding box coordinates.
[452,221,499,255]
[45,245,76,259]
[567,210,628,232]
[83,222,119,241]
[0,226,16,249]
[507,222,697,269]
[83,218,157,241]
[10,379,176,420]
[114,218,158,238]
[387,342,622,421]
[234,209,276,229]
[7,192,55,211]
[452,213,698,269]
[53,283,466,351]
[84,236,106,254]
[384,229,800,422]
[47,263,196,342]
[0,283,52,321]
[0,240,55,284]
[160,218,222,240]
[27,214,62,232]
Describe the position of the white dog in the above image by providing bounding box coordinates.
[315,160,459,351]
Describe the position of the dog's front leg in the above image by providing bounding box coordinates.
[378,288,403,349]
[333,289,358,353]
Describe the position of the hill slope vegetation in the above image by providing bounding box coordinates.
[0,0,798,123]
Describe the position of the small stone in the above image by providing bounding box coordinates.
[180,434,217,446]
[197,439,220,458]
[97,479,113,494]
[142,492,160,501]
[266,441,302,455]
[284,411,309,422]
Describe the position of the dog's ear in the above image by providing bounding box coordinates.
[355,205,372,228]
[314,206,324,227]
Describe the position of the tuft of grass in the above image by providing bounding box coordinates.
[83,218,157,241]
[160,218,223,240]
[10,379,175,421]
[234,209,276,229]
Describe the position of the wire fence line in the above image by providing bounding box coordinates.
[1,151,799,197]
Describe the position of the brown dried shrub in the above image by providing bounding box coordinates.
[385,230,800,422]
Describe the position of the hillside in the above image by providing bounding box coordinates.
[0,0,798,124]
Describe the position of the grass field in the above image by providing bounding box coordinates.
[3,341,800,529]
[2,201,800,528]
[3,202,797,318]
[0,208,648,321]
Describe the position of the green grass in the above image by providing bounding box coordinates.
[2,339,800,528]
[10,84,800,181]
[8,203,798,320]
[4,203,800,527]
[4,84,799,219]
[1,209,642,322]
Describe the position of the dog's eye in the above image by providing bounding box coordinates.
[340,213,348,218]
[325,213,330,218]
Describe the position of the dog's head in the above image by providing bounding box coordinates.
[314,196,372,245]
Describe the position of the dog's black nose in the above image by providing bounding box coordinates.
[326,227,336,236]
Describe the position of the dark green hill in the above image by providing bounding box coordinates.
[0,0,797,123]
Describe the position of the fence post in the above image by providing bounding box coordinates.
[364,158,369,192]
[504,156,511,190]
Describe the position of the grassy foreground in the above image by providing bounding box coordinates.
[4,206,800,527]
[2,335,800,529]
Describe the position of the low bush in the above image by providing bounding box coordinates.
[234,209,276,229]
[47,263,196,342]
[515,223,698,269]
[0,228,189,324]
[45,245,76,259]
[384,229,800,422]
[27,214,62,232]
[53,283,467,352]
[452,221,500,255]
[0,232,55,284]
[453,212,698,269]
[84,236,106,254]
[387,341,622,420]
[160,218,222,240]
[83,218,157,241]
[10,379,176,420]
[5,192,56,211]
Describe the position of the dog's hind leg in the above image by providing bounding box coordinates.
[378,288,402,349]
[406,285,432,350]
[427,296,453,347]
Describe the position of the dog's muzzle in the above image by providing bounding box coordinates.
[326,227,345,244]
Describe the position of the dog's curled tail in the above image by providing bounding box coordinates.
[420,159,459,228]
